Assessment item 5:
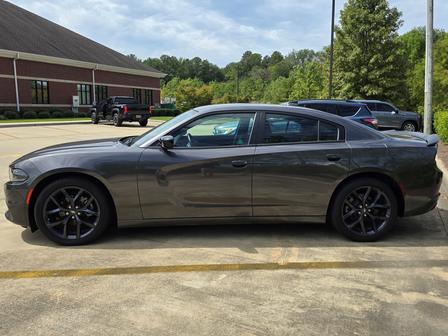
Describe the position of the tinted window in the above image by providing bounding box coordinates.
[357,105,372,117]
[264,114,318,143]
[337,105,360,117]
[115,97,138,104]
[366,103,377,111]
[376,103,394,112]
[319,122,340,141]
[171,113,255,147]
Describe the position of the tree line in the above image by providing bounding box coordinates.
[139,0,447,113]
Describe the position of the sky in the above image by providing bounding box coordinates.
[9,0,448,67]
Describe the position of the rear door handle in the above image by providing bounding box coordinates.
[326,154,341,162]
[232,160,248,168]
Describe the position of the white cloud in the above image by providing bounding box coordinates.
[8,0,448,67]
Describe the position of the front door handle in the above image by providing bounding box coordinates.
[326,154,341,162]
[232,160,248,168]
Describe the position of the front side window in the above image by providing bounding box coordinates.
[171,113,256,148]
[77,84,91,105]
[32,80,49,104]
[376,103,394,112]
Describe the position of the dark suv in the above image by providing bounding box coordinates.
[284,100,378,129]
[352,100,421,131]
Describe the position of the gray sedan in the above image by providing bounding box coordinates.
[5,104,442,245]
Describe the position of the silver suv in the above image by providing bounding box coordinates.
[352,100,421,132]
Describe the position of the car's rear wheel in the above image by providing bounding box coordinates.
[34,178,112,245]
[91,112,99,124]
[113,112,122,127]
[402,121,417,132]
[139,118,148,127]
[330,178,397,241]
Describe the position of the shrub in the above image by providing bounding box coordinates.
[62,110,74,118]
[77,112,87,118]
[22,111,37,119]
[434,111,448,142]
[51,111,63,118]
[150,108,180,117]
[0,115,6,120]
[50,110,63,118]
[4,110,19,119]
[37,111,51,119]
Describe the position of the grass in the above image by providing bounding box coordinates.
[0,118,90,123]
[151,116,174,121]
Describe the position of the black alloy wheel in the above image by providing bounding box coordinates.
[34,178,112,245]
[91,112,99,124]
[331,178,397,241]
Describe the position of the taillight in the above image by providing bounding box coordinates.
[148,105,153,113]
[123,105,128,114]
[362,118,378,129]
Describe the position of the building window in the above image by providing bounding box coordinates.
[143,89,153,105]
[95,85,108,102]
[32,80,49,104]
[132,88,142,103]
[77,84,91,105]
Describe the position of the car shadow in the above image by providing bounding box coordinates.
[21,209,448,250]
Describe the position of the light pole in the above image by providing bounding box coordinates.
[424,0,433,134]
[329,0,336,99]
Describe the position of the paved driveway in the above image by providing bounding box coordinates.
[0,124,447,336]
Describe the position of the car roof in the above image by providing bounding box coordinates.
[193,103,355,125]
[350,99,389,103]
[292,99,366,106]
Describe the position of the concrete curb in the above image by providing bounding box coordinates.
[0,120,90,128]
[436,155,448,186]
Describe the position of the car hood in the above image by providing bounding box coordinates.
[383,130,439,146]
[11,138,121,165]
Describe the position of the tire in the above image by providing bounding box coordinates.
[139,118,148,127]
[34,177,113,245]
[330,178,397,242]
[91,112,99,124]
[401,121,417,132]
[113,112,122,127]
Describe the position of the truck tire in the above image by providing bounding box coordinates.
[139,118,148,127]
[113,112,122,127]
[91,112,99,124]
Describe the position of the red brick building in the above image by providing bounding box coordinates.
[0,1,164,113]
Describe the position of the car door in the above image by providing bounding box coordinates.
[375,103,399,128]
[138,112,257,219]
[252,112,351,218]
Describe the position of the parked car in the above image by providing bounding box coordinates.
[284,100,378,129]
[5,104,442,245]
[90,96,151,127]
[351,100,421,131]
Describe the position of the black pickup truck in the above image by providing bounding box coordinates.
[90,96,151,127]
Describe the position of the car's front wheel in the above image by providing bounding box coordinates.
[402,121,417,132]
[34,177,112,245]
[330,178,397,242]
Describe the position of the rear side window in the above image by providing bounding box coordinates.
[264,114,318,143]
[357,105,373,117]
[319,122,340,141]
[337,105,360,117]
[366,103,377,111]
[376,103,394,112]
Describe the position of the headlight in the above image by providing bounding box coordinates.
[9,168,29,182]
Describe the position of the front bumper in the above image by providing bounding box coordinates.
[4,182,30,228]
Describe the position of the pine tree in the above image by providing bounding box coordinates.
[333,0,406,102]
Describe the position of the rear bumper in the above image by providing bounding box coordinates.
[122,112,151,121]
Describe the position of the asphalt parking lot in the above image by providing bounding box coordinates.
[0,123,447,336]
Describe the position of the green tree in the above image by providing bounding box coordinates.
[289,61,326,100]
[263,77,292,103]
[333,0,406,102]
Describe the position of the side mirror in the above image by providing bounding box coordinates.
[160,135,174,150]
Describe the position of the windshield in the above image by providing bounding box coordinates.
[132,110,197,147]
